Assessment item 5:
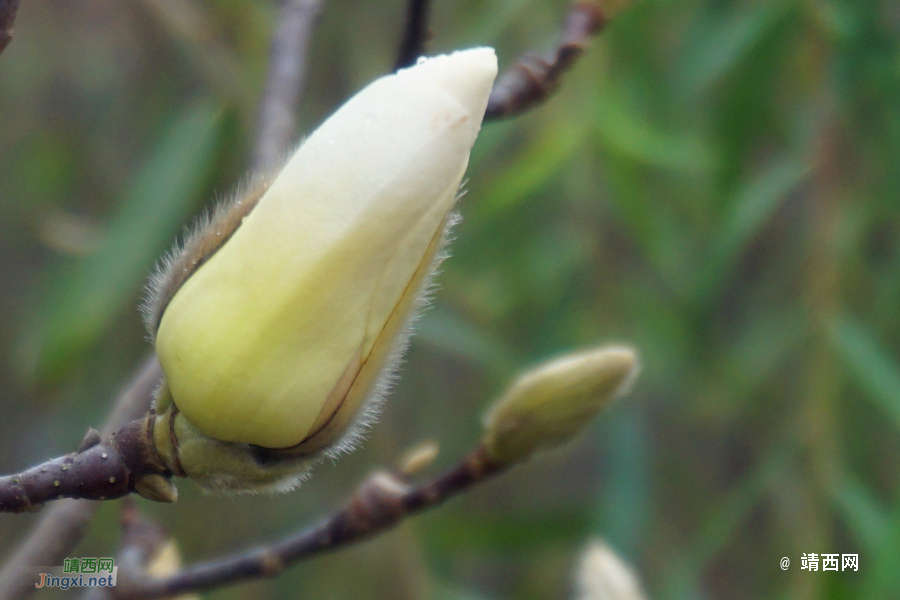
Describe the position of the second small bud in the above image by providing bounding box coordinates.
[482,346,640,464]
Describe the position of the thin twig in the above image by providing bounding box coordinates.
[394,0,431,71]
[116,501,173,577]
[114,447,504,599]
[81,501,172,600]
[485,1,606,121]
[0,0,21,54]
[0,415,173,514]
[251,0,322,171]
[0,357,161,600]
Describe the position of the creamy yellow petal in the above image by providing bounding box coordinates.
[156,49,497,448]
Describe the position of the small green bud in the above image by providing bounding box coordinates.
[134,474,178,503]
[397,440,440,476]
[483,346,639,464]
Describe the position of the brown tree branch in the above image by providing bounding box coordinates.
[0,416,171,514]
[0,356,161,600]
[113,446,504,599]
[79,502,173,600]
[485,1,606,121]
[394,0,431,71]
[251,0,322,171]
[0,0,21,55]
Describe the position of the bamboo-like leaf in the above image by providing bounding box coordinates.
[593,80,714,174]
[417,308,520,376]
[675,0,794,95]
[435,585,496,600]
[829,315,900,431]
[21,103,225,382]
[473,115,586,222]
[833,474,889,553]
[691,157,810,302]
[661,447,787,600]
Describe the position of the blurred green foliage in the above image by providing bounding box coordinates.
[1,0,899,599]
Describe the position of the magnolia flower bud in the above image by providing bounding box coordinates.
[144,48,497,490]
[483,346,639,464]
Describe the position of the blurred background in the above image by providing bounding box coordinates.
[1,0,899,598]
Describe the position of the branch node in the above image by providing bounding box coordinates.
[345,472,410,531]
[0,0,22,55]
[258,551,285,577]
[78,428,103,453]
[485,1,608,121]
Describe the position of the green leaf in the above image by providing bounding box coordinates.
[435,584,496,600]
[676,0,794,95]
[829,315,900,431]
[593,80,715,174]
[598,152,694,293]
[473,115,587,223]
[661,446,788,600]
[458,0,536,47]
[691,157,810,302]
[416,308,520,376]
[833,474,889,553]
[22,102,225,383]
